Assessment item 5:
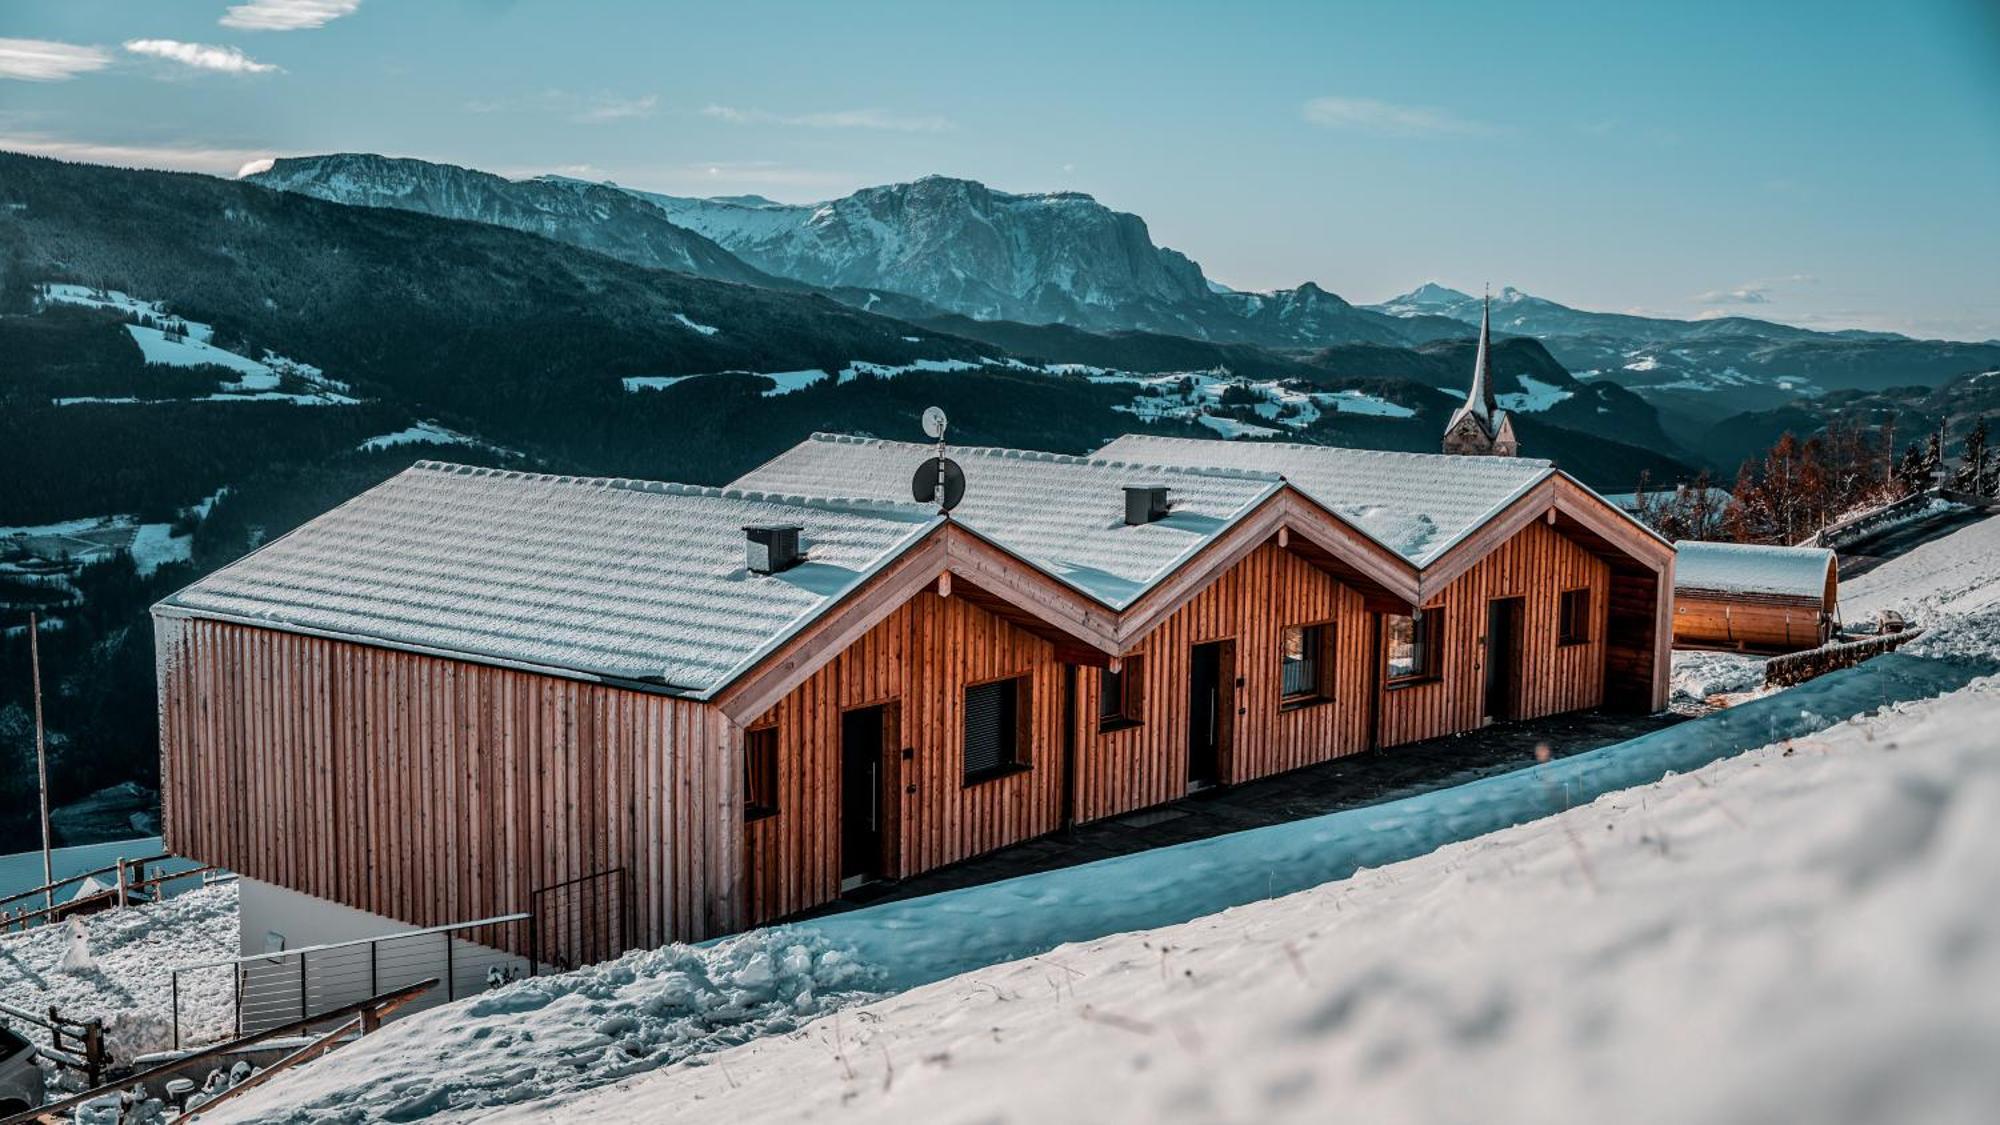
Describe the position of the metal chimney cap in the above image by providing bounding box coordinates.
[1123,484,1172,525]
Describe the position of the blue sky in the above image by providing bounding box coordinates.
[3,0,1997,339]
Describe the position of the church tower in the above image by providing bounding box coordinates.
[1442,294,1519,457]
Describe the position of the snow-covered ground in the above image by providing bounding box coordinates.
[358,422,482,453]
[190,513,1998,1124]
[521,668,2000,1125]
[1669,649,1767,707]
[37,283,358,406]
[1093,369,1415,436]
[0,884,239,1064]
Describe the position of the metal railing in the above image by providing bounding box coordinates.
[166,912,530,1049]
[530,867,635,973]
[0,854,220,934]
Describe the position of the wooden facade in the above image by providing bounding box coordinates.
[154,615,738,949]
[157,474,1675,946]
[1673,589,1834,654]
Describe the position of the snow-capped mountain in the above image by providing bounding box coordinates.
[247,153,774,285]
[1368,282,1893,345]
[606,174,1224,335]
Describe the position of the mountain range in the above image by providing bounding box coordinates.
[4,146,1993,847]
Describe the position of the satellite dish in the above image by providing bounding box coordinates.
[921,406,949,440]
[912,456,966,513]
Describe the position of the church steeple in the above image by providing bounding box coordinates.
[1442,288,1519,457]
[1463,293,1498,423]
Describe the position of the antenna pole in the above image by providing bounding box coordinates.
[934,421,949,516]
[30,612,53,914]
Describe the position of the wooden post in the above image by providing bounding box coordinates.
[116,858,129,909]
[31,612,52,916]
[83,1020,103,1087]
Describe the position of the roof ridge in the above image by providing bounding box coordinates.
[408,460,932,518]
[800,433,1284,483]
[1105,434,1556,469]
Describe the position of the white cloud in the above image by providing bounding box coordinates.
[1694,287,1772,306]
[220,0,361,31]
[1693,275,1818,306]
[0,134,277,176]
[1300,96,1486,136]
[124,39,280,74]
[237,156,277,178]
[0,38,112,82]
[702,105,954,132]
[576,94,657,123]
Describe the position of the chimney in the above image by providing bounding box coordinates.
[744,524,804,574]
[1123,484,1172,526]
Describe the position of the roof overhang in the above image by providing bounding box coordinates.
[1417,472,1676,601]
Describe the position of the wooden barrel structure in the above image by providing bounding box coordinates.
[1671,540,1838,654]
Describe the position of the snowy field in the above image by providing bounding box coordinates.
[516,671,2000,1124]
[0,884,239,1064]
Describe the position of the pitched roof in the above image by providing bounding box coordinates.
[1673,540,1835,600]
[157,461,939,696]
[1091,434,1555,566]
[729,433,1285,607]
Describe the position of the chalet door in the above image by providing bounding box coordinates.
[1187,640,1234,790]
[840,706,886,890]
[1484,597,1524,723]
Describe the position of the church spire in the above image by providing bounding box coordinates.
[1441,287,1519,457]
[1463,290,1497,421]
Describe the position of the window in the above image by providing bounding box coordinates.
[964,676,1028,783]
[744,726,779,820]
[1386,609,1441,683]
[1558,587,1590,646]
[1279,623,1336,705]
[1098,655,1147,731]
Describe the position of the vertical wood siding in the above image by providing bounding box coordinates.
[1671,592,1830,653]
[155,617,737,948]
[158,516,1638,945]
[741,589,1065,925]
[1074,542,1374,823]
[1377,520,1611,746]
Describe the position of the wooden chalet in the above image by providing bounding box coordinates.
[154,432,1671,959]
[1670,540,1838,653]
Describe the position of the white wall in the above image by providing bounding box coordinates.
[235,878,531,1027]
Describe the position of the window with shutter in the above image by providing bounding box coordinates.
[743,727,778,820]
[1097,655,1147,731]
[1386,609,1442,683]
[1280,622,1336,706]
[964,677,1026,783]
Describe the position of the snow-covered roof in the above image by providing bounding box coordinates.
[729,434,1285,607]
[1091,434,1555,566]
[1673,541,1835,601]
[158,462,940,695]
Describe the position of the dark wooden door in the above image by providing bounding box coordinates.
[840,706,886,888]
[1484,597,1524,723]
[1187,640,1233,790]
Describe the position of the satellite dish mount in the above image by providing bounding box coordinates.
[912,406,965,514]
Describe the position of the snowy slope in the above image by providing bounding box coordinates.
[528,670,2000,1125]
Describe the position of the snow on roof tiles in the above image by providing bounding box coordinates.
[159,461,940,695]
[1673,541,1835,600]
[729,434,1284,607]
[1090,434,1554,565]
